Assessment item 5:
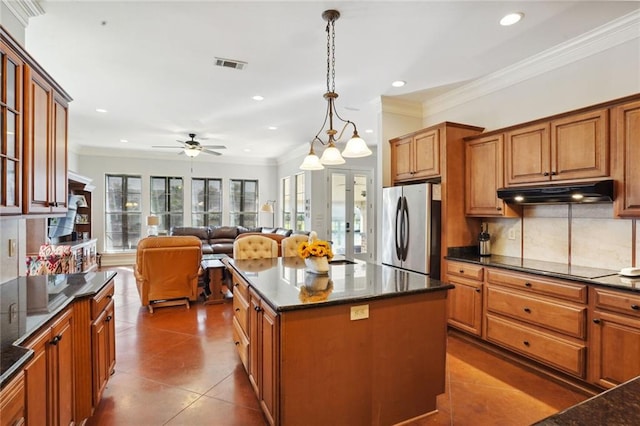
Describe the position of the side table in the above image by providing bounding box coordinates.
[201,254,232,304]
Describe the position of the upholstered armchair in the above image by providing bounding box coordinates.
[233,235,278,260]
[134,236,203,313]
[280,234,310,257]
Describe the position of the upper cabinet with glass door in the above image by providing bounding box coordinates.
[0,34,24,215]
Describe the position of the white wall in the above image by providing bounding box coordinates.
[76,152,277,254]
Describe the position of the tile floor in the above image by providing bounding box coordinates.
[87,266,590,425]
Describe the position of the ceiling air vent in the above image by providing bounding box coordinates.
[214,57,247,70]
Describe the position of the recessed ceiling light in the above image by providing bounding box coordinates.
[500,12,524,26]
[365,129,374,134]
[243,148,251,152]
[120,139,128,143]
[268,126,278,130]
[252,95,264,101]
[391,80,406,88]
[96,108,108,113]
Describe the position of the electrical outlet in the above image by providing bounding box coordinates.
[8,238,17,257]
[508,229,516,240]
[350,304,369,321]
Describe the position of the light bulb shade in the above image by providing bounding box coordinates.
[184,147,200,157]
[260,203,274,213]
[147,215,160,226]
[300,153,325,170]
[320,145,346,165]
[342,135,372,158]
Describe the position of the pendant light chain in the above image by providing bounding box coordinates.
[325,19,336,93]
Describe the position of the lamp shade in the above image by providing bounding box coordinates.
[342,134,372,158]
[184,147,200,157]
[300,153,325,170]
[147,215,160,226]
[260,203,274,213]
[320,145,346,165]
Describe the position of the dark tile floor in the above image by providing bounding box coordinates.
[87,266,590,425]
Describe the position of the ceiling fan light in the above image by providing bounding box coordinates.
[342,134,372,158]
[300,153,324,170]
[320,145,346,165]
[184,147,200,157]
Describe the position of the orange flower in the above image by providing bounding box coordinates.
[297,239,333,260]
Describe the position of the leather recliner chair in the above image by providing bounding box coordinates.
[134,236,203,313]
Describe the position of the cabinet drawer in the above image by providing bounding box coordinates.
[231,271,249,301]
[486,314,586,378]
[92,280,115,319]
[447,261,484,281]
[233,289,249,334]
[486,269,586,303]
[232,316,249,371]
[592,287,640,318]
[0,370,25,426]
[486,286,587,339]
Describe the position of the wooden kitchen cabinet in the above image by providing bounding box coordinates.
[505,108,609,186]
[231,270,250,372]
[23,307,75,426]
[447,261,484,336]
[249,288,279,426]
[612,99,640,217]
[465,134,519,217]
[23,66,70,215]
[91,281,116,406]
[0,370,25,426]
[484,268,588,378]
[589,287,640,389]
[390,128,440,183]
[0,36,24,215]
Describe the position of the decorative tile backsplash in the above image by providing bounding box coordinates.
[488,204,637,271]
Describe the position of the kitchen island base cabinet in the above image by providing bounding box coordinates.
[278,292,447,426]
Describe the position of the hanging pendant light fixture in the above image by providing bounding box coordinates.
[299,9,372,171]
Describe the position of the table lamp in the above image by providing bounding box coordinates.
[146,215,160,236]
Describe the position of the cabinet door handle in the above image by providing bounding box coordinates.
[523,341,530,347]
[593,318,601,324]
[524,282,532,288]
[523,307,531,313]
[459,269,464,274]
[234,283,239,287]
[254,306,262,312]
[551,171,558,176]
[106,315,113,322]
[475,288,481,293]
[496,206,502,211]
[50,335,62,345]
[631,304,639,311]
[235,308,240,312]
[543,172,549,176]
[106,294,113,299]
[234,341,240,346]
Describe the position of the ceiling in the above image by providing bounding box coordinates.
[23,1,639,163]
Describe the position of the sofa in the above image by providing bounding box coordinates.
[169,226,306,257]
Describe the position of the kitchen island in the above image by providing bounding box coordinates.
[225,257,453,426]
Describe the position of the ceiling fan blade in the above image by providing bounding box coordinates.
[200,145,226,149]
[152,145,183,149]
[202,149,222,156]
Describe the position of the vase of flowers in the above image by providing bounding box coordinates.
[297,231,333,275]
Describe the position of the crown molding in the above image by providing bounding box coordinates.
[381,96,423,118]
[1,0,45,27]
[425,9,640,116]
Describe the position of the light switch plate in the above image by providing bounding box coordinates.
[508,229,516,240]
[8,239,16,257]
[350,304,369,321]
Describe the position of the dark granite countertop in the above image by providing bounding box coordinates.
[0,271,117,388]
[445,252,639,293]
[228,257,452,312]
[534,376,640,425]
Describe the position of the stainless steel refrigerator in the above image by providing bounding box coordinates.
[382,183,441,278]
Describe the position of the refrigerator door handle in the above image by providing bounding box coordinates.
[402,196,411,261]
[395,196,403,260]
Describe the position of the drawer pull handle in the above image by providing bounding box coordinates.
[50,335,62,345]
[543,172,549,176]
[235,308,240,312]
[523,341,530,347]
[523,307,531,313]
[234,283,239,287]
[593,318,601,324]
[254,306,262,312]
[524,282,532,288]
[234,341,240,346]
[459,269,464,274]
[107,294,113,299]
[496,207,502,211]
[631,305,640,311]
[475,288,481,293]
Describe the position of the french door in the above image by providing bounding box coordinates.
[328,169,373,261]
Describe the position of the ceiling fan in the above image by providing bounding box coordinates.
[152,133,226,157]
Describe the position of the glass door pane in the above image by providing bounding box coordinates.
[330,173,346,256]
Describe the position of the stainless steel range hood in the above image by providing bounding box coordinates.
[497,180,614,204]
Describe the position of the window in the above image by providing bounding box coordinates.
[282,176,291,229]
[230,179,258,228]
[105,174,142,251]
[295,173,305,231]
[150,176,183,234]
[192,178,222,226]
